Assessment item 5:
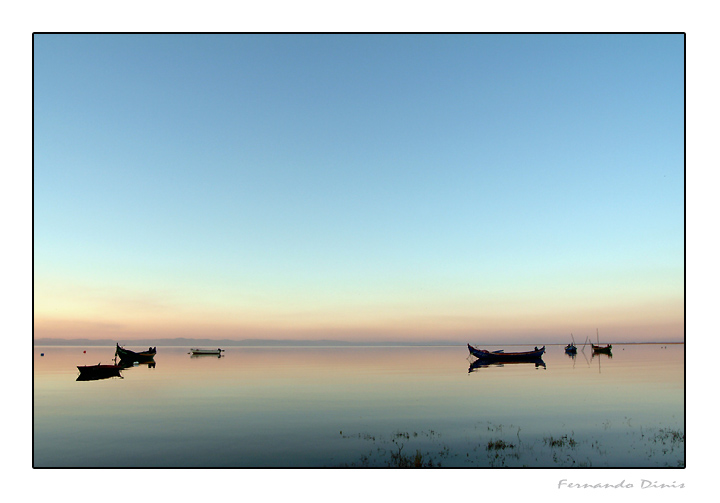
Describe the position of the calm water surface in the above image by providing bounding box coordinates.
[33,344,684,467]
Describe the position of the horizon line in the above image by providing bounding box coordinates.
[33,337,685,347]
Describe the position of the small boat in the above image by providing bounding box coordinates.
[591,343,612,354]
[190,348,225,355]
[467,344,545,361]
[77,363,123,380]
[565,333,577,354]
[591,329,612,354]
[116,343,156,363]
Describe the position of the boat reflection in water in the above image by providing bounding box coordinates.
[469,358,546,373]
[591,349,613,359]
[117,360,156,369]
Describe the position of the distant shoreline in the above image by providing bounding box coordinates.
[33,338,685,347]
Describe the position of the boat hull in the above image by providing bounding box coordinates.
[591,344,612,354]
[190,349,224,355]
[77,364,122,380]
[116,343,156,362]
[467,344,545,361]
[77,364,122,372]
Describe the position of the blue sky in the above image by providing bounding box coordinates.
[33,34,684,343]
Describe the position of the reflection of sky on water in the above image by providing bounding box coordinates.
[33,344,683,467]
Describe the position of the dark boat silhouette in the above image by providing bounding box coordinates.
[591,343,612,355]
[565,334,577,354]
[467,344,545,361]
[76,363,123,381]
[590,329,612,355]
[467,344,546,373]
[115,343,156,363]
[190,348,224,355]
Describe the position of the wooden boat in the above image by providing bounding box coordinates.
[190,348,224,355]
[467,344,545,361]
[77,363,122,380]
[565,333,577,354]
[591,343,612,354]
[590,329,611,354]
[116,343,156,362]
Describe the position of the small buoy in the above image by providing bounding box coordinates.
[41,353,44,356]
[83,350,86,353]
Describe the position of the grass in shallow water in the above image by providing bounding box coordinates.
[338,421,684,468]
